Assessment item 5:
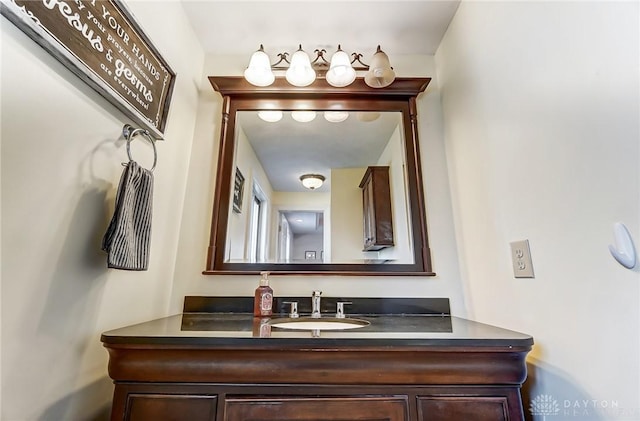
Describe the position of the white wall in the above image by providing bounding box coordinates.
[436,2,639,419]
[377,125,412,263]
[330,167,365,262]
[225,126,273,262]
[171,53,466,315]
[0,1,204,419]
[291,233,323,262]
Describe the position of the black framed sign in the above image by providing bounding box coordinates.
[232,168,245,214]
[1,0,176,139]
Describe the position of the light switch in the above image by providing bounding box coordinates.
[510,240,534,278]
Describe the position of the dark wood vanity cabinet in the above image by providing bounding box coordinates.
[103,305,532,421]
[114,386,522,421]
[112,382,525,421]
[105,344,530,421]
[360,166,394,251]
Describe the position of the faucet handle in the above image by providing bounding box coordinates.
[282,301,299,318]
[336,301,352,318]
[311,290,323,318]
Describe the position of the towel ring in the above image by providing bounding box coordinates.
[122,124,157,172]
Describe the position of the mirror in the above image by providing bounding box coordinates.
[229,110,413,265]
[206,77,434,275]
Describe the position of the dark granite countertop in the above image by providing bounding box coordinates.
[101,313,533,348]
[101,297,533,348]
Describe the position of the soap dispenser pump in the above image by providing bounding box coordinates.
[253,271,273,317]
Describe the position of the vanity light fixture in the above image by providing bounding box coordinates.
[300,174,325,190]
[291,110,317,123]
[244,45,275,87]
[285,45,316,87]
[324,111,349,123]
[244,45,395,88]
[364,46,396,88]
[326,45,356,87]
[257,110,283,122]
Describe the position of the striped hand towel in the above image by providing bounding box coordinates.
[101,160,154,270]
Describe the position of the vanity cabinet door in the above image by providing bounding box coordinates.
[359,166,394,251]
[125,394,217,421]
[224,396,409,420]
[416,396,510,421]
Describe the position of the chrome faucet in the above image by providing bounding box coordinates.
[311,290,322,318]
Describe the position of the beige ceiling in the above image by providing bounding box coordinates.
[181,0,461,56]
[237,111,401,193]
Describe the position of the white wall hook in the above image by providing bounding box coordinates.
[608,222,636,269]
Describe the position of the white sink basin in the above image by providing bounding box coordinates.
[269,317,370,331]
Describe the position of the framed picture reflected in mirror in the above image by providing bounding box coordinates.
[233,168,244,213]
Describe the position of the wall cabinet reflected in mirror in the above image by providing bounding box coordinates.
[205,77,434,275]
[360,166,394,252]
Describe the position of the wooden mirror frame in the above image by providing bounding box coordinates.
[205,76,435,276]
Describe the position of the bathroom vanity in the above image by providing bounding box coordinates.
[100,78,534,420]
[101,297,533,421]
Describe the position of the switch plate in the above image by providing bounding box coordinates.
[510,240,535,278]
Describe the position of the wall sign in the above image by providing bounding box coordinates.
[232,168,245,214]
[1,0,176,139]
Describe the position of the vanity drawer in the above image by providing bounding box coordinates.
[124,393,217,421]
[224,395,409,421]
[417,391,523,421]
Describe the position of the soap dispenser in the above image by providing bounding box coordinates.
[253,271,273,317]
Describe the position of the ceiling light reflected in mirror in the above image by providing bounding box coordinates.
[258,110,283,122]
[258,110,350,124]
[357,111,381,122]
[324,111,349,123]
[291,110,317,123]
[299,174,325,190]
